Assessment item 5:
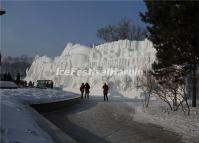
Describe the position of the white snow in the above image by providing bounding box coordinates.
[0,88,79,143]
[127,99,199,143]
[25,39,156,98]
[0,81,18,88]
[0,94,55,143]
[1,88,79,104]
[3,39,198,143]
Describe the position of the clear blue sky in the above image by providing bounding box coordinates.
[1,1,146,57]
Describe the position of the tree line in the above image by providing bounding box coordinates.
[97,18,147,42]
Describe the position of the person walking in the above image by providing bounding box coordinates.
[84,82,90,99]
[80,83,85,99]
[103,83,109,101]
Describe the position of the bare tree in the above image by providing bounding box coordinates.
[1,55,33,78]
[116,18,131,40]
[152,66,190,115]
[138,67,190,115]
[138,70,156,107]
[97,25,118,42]
[97,18,147,42]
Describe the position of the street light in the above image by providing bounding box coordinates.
[0,9,5,66]
[0,9,6,15]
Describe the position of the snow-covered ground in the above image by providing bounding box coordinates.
[1,88,79,104]
[58,86,199,143]
[127,98,199,143]
[1,84,199,143]
[2,39,197,143]
[0,94,55,143]
[0,81,18,89]
[0,86,79,143]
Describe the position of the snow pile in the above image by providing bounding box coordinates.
[0,95,55,143]
[25,43,90,88]
[0,88,79,143]
[25,39,156,98]
[0,81,18,89]
[129,100,199,143]
[1,88,79,104]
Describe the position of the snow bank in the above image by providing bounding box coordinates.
[0,88,80,143]
[128,100,199,143]
[25,39,156,98]
[1,88,79,104]
[0,81,18,89]
[0,95,55,143]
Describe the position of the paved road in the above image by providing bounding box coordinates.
[43,96,184,143]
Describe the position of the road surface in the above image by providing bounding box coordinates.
[43,96,183,143]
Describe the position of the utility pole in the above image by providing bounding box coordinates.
[0,9,5,66]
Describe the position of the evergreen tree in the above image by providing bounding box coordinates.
[141,1,199,107]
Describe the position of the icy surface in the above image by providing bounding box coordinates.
[0,88,79,143]
[0,94,55,143]
[1,88,79,104]
[45,96,184,143]
[1,88,198,143]
[0,81,18,88]
[25,39,156,97]
[130,100,199,143]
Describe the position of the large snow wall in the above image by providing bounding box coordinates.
[25,39,156,96]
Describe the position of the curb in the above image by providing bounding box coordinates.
[28,96,81,143]
[30,96,81,113]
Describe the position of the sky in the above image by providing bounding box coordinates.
[1,1,146,57]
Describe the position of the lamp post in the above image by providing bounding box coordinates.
[0,9,5,66]
[0,9,6,15]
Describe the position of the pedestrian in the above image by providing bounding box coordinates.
[84,82,90,99]
[103,83,109,101]
[28,81,32,87]
[24,80,27,87]
[80,83,85,99]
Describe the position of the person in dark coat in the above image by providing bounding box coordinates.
[103,83,109,101]
[84,82,90,99]
[24,80,27,87]
[28,81,33,87]
[80,83,85,99]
